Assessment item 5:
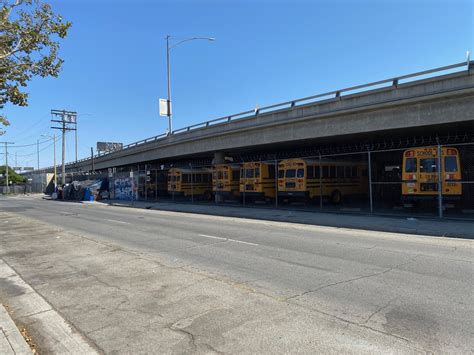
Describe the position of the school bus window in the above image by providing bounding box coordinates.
[337,166,344,178]
[223,171,228,179]
[194,174,201,183]
[183,174,189,183]
[344,166,350,178]
[232,170,240,180]
[315,166,321,179]
[420,158,437,173]
[352,166,357,177]
[255,168,261,178]
[297,169,304,178]
[246,169,254,178]
[286,169,296,178]
[444,156,458,172]
[323,166,329,178]
[268,165,275,178]
[278,170,284,178]
[405,158,416,173]
[307,166,314,179]
[330,166,336,178]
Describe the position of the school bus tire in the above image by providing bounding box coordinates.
[331,190,343,204]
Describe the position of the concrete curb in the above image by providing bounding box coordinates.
[0,259,99,354]
[0,304,32,354]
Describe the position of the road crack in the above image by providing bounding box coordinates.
[361,297,397,325]
[285,254,421,301]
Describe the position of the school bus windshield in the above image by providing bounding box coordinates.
[445,156,458,172]
[420,158,438,173]
[405,158,416,172]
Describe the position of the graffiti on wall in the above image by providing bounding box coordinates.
[114,177,135,200]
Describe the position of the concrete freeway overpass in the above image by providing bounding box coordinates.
[39,61,474,172]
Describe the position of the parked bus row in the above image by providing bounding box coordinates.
[163,146,462,205]
[167,159,369,204]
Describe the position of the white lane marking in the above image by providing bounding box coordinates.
[230,239,259,246]
[105,219,130,225]
[198,234,227,241]
[198,234,258,246]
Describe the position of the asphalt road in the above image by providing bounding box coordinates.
[1,195,473,353]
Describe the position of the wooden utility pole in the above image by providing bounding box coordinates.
[1,142,14,193]
[51,110,77,186]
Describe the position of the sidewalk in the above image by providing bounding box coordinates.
[96,199,474,239]
[0,304,32,354]
[0,258,99,354]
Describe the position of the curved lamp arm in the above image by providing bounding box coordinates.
[169,37,215,50]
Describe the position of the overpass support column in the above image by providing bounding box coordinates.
[213,152,225,203]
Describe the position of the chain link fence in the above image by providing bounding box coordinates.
[62,142,474,220]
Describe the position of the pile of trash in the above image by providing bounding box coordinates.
[61,179,109,201]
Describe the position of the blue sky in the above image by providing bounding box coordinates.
[2,0,472,168]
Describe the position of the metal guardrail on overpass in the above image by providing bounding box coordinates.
[39,59,474,172]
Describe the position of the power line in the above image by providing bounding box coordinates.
[8,137,54,148]
[12,138,58,157]
[3,113,51,142]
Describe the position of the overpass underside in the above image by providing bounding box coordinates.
[33,63,473,174]
[96,73,473,171]
[91,91,474,170]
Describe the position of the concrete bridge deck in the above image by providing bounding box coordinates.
[40,61,474,172]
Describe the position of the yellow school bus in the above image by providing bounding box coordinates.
[213,164,240,198]
[168,167,213,199]
[240,162,276,200]
[402,146,462,202]
[278,158,368,203]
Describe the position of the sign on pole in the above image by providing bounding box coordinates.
[159,99,171,116]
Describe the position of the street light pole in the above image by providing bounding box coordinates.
[164,35,215,135]
[166,35,172,134]
[37,139,40,170]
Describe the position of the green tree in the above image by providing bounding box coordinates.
[0,165,26,184]
[0,0,71,132]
